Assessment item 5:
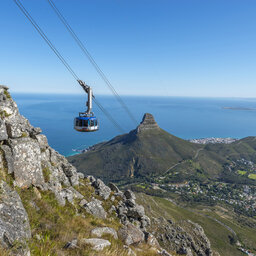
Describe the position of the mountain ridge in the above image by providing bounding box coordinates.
[68,113,256,186]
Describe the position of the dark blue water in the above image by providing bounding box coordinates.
[12,93,256,156]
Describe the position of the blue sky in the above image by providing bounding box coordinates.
[1,0,256,97]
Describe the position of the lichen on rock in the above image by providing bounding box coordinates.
[0,181,31,251]
[0,85,214,255]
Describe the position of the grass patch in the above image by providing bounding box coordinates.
[16,181,144,255]
[248,173,256,180]
[42,167,51,183]
[4,90,11,99]
[0,149,14,187]
[237,170,247,175]
[0,246,10,256]
[21,132,28,138]
[0,110,11,118]
[136,193,250,256]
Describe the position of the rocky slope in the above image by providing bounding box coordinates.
[0,85,216,256]
[0,85,163,256]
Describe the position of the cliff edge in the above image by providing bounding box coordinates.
[0,85,173,256]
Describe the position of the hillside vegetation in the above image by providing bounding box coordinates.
[68,114,256,186]
[136,193,256,256]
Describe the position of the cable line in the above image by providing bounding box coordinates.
[13,0,79,80]
[93,97,124,133]
[47,0,139,126]
[13,0,124,133]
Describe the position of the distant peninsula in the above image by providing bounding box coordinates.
[222,106,256,111]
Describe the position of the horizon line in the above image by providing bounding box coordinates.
[10,91,256,99]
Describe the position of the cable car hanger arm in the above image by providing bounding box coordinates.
[77,80,94,115]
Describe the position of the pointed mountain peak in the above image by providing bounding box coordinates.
[136,113,159,133]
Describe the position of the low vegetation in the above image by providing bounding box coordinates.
[7,179,159,256]
[136,193,256,256]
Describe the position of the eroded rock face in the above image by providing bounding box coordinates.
[0,86,212,256]
[136,113,159,133]
[116,189,150,229]
[0,120,7,141]
[91,227,118,239]
[81,198,107,219]
[9,138,45,188]
[118,223,145,245]
[0,181,31,249]
[1,145,14,174]
[81,238,111,251]
[92,178,111,200]
[0,86,79,196]
[151,217,212,256]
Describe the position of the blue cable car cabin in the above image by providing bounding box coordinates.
[74,80,99,132]
[74,113,99,132]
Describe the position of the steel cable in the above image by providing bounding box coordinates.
[13,0,125,133]
[47,0,139,126]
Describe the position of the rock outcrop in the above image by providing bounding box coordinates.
[136,113,159,133]
[0,85,214,256]
[0,86,164,255]
[91,227,118,239]
[0,86,79,193]
[118,223,145,246]
[151,217,212,256]
[81,238,111,251]
[0,181,31,255]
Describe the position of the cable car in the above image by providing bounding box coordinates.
[74,113,98,132]
[74,80,99,132]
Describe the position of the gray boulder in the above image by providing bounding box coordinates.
[108,182,120,193]
[124,190,136,200]
[82,198,107,219]
[140,215,151,228]
[87,175,96,184]
[77,172,84,179]
[127,205,145,219]
[91,227,118,239]
[145,232,160,248]
[0,120,7,141]
[5,115,33,139]
[63,239,78,249]
[81,238,111,251]
[1,145,14,174]
[0,181,31,249]
[79,198,88,207]
[125,198,136,207]
[9,138,45,188]
[62,164,79,186]
[158,249,172,256]
[58,187,84,205]
[34,134,48,150]
[92,179,111,200]
[118,223,145,245]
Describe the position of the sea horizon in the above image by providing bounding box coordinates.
[9,91,256,100]
[11,93,256,156]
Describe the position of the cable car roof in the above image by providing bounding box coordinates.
[75,116,97,121]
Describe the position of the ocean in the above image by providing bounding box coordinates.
[12,93,256,156]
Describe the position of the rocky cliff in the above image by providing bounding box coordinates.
[0,85,214,256]
[0,85,169,255]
